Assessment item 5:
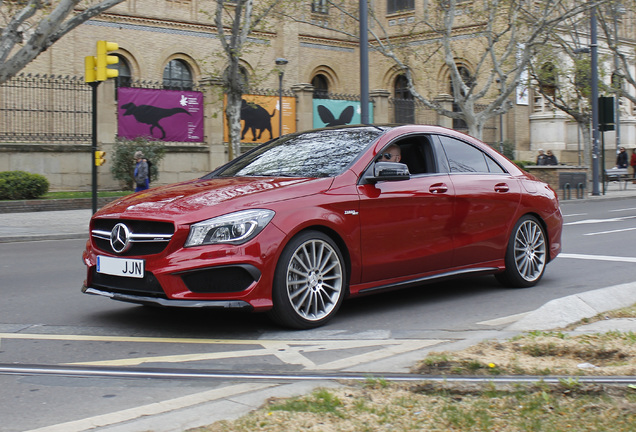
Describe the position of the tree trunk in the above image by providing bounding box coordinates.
[226,90,243,159]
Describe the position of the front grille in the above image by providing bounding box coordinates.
[181,265,260,293]
[92,219,175,256]
[90,268,166,298]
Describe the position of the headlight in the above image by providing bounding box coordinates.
[185,209,275,247]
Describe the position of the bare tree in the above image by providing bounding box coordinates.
[214,0,284,158]
[0,0,126,84]
[285,1,601,140]
[597,2,636,106]
[529,3,615,168]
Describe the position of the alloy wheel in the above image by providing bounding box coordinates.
[285,238,343,322]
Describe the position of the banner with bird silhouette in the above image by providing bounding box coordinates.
[313,99,374,128]
[118,87,203,142]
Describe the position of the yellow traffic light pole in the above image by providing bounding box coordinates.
[85,41,118,213]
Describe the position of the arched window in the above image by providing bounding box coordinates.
[450,66,472,130]
[224,65,250,92]
[611,71,622,92]
[574,58,590,97]
[538,62,557,97]
[387,0,414,14]
[449,66,473,96]
[109,55,131,88]
[238,65,249,91]
[394,74,414,124]
[312,0,328,14]
[312,74,329,99]
[163,59,193,90]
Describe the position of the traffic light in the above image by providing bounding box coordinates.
[96,40,119,81]
[598,96,615,132]
[84,56,96,83]
[95,151,106,166]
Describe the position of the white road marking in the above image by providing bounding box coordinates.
[584,227,636,236]
[564,215,636,225]
[559,253,636,263]
[609,207,636,213]
[561,213,587,218]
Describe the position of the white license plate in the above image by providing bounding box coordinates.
[97,255,145,278]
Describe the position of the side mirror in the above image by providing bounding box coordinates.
[362,162,410,184]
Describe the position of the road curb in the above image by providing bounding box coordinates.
[506,282,636,331]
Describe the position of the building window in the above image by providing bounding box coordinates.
[441,0,472,7]
[538,62,557,97]
[312,74,329,99]
[574,59,591,97]
[394,74,415,123]
[387,0,414,14]
[311,0,328,14]
[450,66,472,130]
[109,55,131,89]
[163,59,193,90]
[238,66,249,90]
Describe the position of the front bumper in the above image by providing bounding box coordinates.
[82,221,287,311]
[82,286,253,310]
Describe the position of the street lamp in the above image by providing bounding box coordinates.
[612,4,625,161]
[275,58,288,137]
[573,4,601,196]
[590,6,600,196]
[496,78,504,154]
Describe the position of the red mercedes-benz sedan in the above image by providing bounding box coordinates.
[82,125,562,329]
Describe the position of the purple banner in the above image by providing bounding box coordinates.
[118,87,203,142]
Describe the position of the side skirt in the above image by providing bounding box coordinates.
[354,267,500,296]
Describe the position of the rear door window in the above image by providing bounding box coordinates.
[438,135,505,174]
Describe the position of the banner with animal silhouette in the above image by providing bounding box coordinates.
[118,87,203,142]
[313,99,374,128]
[224,94,296,143]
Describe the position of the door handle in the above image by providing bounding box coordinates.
[494,183,509,193]
[429,183,448,194]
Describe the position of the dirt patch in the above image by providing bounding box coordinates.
[413,331,636,376]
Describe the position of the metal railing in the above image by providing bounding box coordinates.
[0,74,92,144]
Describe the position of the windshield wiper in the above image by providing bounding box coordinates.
[240,173,301,178]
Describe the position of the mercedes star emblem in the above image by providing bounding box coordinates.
[110,223,132,253]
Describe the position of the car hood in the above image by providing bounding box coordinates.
[95,176,333,223]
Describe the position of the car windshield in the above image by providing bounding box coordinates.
[214,127,383,178]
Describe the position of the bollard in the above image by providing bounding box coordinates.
[562,183,571,200]
[576,182,585,199]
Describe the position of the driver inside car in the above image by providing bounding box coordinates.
[378,144,401,163]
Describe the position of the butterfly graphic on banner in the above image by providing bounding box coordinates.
[318,105,354,127]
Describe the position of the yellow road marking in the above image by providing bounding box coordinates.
[0,332,259,345]
[23,382,274,432]
[1,332,448,370]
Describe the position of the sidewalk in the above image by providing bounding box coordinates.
[0,208,92,243]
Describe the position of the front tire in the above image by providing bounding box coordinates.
[268,231,346,329]
[496,215,547,288]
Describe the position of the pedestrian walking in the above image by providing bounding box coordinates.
[134,150,149,192]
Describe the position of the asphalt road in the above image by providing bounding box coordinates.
[1,197,635,431]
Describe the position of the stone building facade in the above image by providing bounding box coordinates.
[1,0,635,190]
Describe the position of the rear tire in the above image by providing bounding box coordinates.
[496,215,547,288]
[268,231,346,329]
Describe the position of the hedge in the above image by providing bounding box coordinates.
[0,171,50,200]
